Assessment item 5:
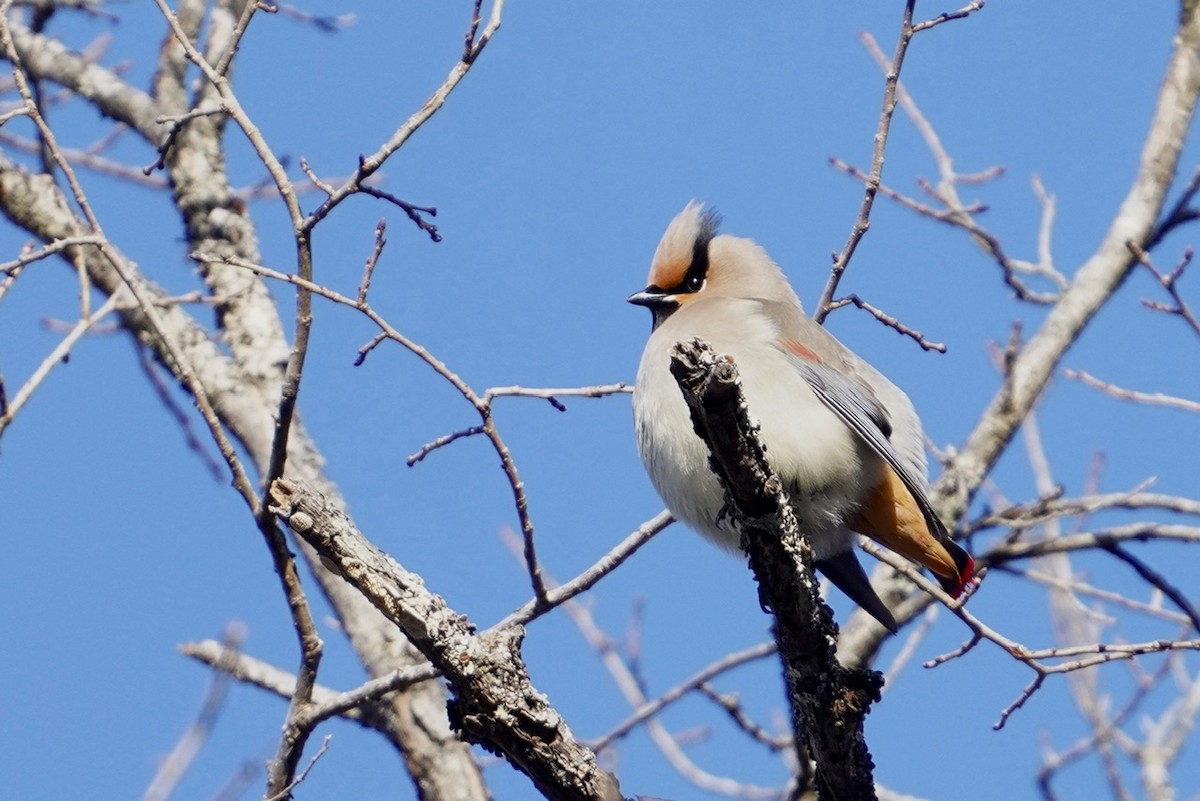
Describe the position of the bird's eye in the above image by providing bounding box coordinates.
[684,274,704,292]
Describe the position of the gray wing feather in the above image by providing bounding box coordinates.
[781,351,949,541]
[757,301,929,484]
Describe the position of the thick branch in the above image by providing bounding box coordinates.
[668,338,881,801]
[269,478,623,801]
[938,5,1200,514]
[0,152,485,801]
[4,18,162,139]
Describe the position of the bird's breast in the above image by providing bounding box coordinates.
[633,304,882,547]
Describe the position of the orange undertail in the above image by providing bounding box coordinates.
[849,466,975,598]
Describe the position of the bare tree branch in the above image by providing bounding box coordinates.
[589,641,778,754]
[144,624,246,801]
[669,338,882,801]
[180,638,442,733]
[269,478,625,801]
[816,0,919,320]
[493,510,673,630]
[839,2,1200,673]
[0,289,119,438]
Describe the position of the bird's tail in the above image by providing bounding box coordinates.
[814,548,898,633]
[934,540,977,599]
[849,468,979,601]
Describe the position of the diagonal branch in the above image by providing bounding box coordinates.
[938,5,1200,514]
[269,478,624,801]
[1099,541,1200,633]
[2,17,162,139]
[816,0,981,320]
[304,0,505,231]
[669,338,881,801]
[816,0,919,320]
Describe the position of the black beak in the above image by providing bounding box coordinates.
[627,287,668,307]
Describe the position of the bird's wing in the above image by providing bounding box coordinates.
[775,336,949,542]
[778,337,976,597]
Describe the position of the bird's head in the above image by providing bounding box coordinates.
[628,202,801,329]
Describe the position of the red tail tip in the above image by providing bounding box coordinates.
[950,556,979,600]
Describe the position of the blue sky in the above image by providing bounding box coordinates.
[3,2,1199,800]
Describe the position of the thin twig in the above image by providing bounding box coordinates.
[816,0,972,320]
[301,664,441,728]
[143,623,246,801]
[994,675,1046,730]
[0,129,168,188]
[1064,369,1200,413]
[352,331,388,366]
[1146,166,1200,248]
[1023,568,1192,626]
[0,234,106,275]
[986,524,1200,561]
[462,0,483,62]
[911,0,985,33]
[358,219,387,304]
[301,0,504,232]
[970,488,1199,532]
[492,510,673,630]
[132,341,225,481]
[144,104,231,174]
[274,4,356,32]
[1129,240,1200,337]
[207,252,550,606]
[698,683,790,752]
[829,156,988,221]
[406,425,485,466]
[360,185,440,242]
[826,294,947,352]
[298,156,335,196]
[0,285,120,440]
[1099,542,1200,633]
[262,735,332,801]
[483,382,632,411]
[881,605,938,691]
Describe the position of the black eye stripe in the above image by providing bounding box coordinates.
[678,210,719,294]
[681,241,708,292]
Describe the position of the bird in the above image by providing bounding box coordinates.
[629,202,975,633]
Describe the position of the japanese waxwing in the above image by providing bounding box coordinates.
[629,202,975,633]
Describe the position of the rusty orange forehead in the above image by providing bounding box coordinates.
[646,252,692,290]
[645,202,721,290]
